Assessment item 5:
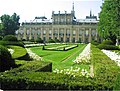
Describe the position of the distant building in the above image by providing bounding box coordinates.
[16,3,100,43]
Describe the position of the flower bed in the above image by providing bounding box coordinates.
[73,43,91,64]
[26,48,42,61]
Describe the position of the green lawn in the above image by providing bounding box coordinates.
[31,44,89,70]
[8,46,27,59]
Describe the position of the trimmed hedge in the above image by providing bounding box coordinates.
[102,40,114,45]
[91,45,120,90]
[97,44,119,50]
[0,41,24,47]
[97,39,119,50]
[0,45,16,72]
[0,45,120,90]
[2,35,18,42]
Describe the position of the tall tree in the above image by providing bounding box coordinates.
[0,13,20,36]
[98,0,120,44]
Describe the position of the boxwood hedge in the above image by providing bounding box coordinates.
[0,41,24,47]
[0,45,120,90]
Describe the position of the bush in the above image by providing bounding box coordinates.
[0,41,24,47]
[2,35,18,42]
[102,40,114,45]
[48,39,55,43]
[91,40,99,46]
[97,44,119,50]
[36,38,43,43]
[0,36,3,40]
[55,39,60,43]
[30,39,34,42]
[91,45,119,90]
[0,45,16,72]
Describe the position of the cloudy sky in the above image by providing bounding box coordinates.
[0,0,103,23]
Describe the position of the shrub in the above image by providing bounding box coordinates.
[48,39,55,43]
[0,41,24,47]
[91,40,99,46]
[0,45,16,72]
[36,38,43,43]
[30,39,34,42]
[102,40,114,45]
[97,44,119,50]
[2,35,18,42]
[55,39,60,43]
[0,36,3,40]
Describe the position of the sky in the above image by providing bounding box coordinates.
[0,0,103,23]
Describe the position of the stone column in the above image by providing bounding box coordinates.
[29,28,32,40]
[70,26,73,43]
[89,28,91,42]
[58,28,60,40]
[64,28,66,42]
[95,29,98,41]
[76,28,79,42]
[23,28,27,40]
[82,28,85,43]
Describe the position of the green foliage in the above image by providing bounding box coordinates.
[36,37,43,43]
[0,41,24,47]
[0,44,119,90]
[97,44,119,50]
[102,40,114,45]
[2,35,18,42]
[48,39,55,43]
[0,45,15,72]
[0,13,20,35]
[29,39,34,42]
[55,39,60,43]
[91,40,99,46]
[0,36,3,40]
[91,45,119,90]
[114,72,120,90]
[97,40,119,50]
[98,0,120,43]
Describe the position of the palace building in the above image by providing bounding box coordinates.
[16,3,100,43]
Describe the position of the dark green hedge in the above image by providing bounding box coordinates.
[0,41,24,47]
[97,44,119,50]
[0,45,119,90]
[2,35,18,42]
[0,45,16,72]
[91,45,120,90]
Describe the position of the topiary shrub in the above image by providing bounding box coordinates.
[97,40,119,50]
[48,39,55,43]
[0,45,16,72]
[97,44,119,50]
[2,35,18,42]
[0,36,3,40]
[91,40,99,46]
[102,40,114,45]
[36,37,43,43]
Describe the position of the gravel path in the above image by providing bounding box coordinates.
[102,49,120,66]
[90,65,94,77]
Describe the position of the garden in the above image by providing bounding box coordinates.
[0,35,120,90]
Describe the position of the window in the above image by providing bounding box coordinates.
[79,31,82,36]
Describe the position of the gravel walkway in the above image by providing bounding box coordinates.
[102,49,120,66]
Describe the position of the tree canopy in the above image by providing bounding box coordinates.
[0,13,20,36]
[98,0,120,44]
